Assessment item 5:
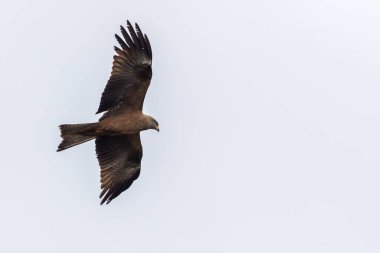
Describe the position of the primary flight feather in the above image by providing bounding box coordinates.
[57,21,158,205]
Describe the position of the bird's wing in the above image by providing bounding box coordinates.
[95,134,143,205]
[97,20,152,115]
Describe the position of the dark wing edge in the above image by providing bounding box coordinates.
[95,134,143,205]
[97,20,153,114]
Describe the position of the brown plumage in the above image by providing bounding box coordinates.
[57,21,159,205]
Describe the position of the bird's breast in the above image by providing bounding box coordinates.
[98,115,143,135]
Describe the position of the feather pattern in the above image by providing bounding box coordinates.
[96,134,143,205]
[97,20,153,115]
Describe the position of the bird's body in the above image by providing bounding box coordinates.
[57,21,158,205]
[97,112,158,135]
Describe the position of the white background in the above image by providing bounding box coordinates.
[1,0,379,252]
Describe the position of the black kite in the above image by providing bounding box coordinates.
[57,21,158,205]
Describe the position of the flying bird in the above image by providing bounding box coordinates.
[57,21,158,205]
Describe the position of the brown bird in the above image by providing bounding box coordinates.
[57,21,158,205]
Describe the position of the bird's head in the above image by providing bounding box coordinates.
[146,116,159,132]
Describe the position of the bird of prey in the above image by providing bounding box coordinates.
[57,21,158,205]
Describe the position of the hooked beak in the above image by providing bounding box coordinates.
[156,125,160,132]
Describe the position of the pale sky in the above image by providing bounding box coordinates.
[1,0,380,252]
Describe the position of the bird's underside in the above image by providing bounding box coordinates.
[57,20,157,205]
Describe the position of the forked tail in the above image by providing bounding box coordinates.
[57,123,98,151]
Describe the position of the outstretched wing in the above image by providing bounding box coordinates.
[95,134,143,205]
[97,20,152,114]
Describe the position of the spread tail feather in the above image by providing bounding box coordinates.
[57,123,98,152]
